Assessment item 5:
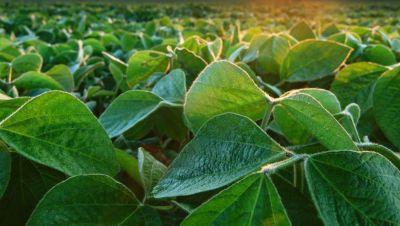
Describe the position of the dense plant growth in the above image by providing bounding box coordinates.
[1,2,400,225]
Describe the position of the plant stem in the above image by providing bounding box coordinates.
[261,96,275,131]
[262,154,308,175]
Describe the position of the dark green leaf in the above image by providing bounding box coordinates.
[27,174,140,226]
[276,93,357,150]
[152,69,186,104]
[331,62,387,112]
[153,113,286,198]
[306,150,400,225]
[182,173,291,226]
[0,154,65,226]
[139,148,167,198]
[373,67,400,149]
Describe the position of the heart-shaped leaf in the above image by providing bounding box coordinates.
[331,62,387,113]
[182,173,291,226]
[27,174,140,226]
[276,93,357,150]
[306,150,400,225]
[152,113,286,198]
[184,60,268,132]
[99,90,183,139]
[0,91,119,176]
[126,50,170,87]
[280,40,352,82]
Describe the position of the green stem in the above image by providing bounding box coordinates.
[262,154,308,175]
[260,96,275,131]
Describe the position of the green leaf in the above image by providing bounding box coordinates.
[289,21,315,41]
[27,174,140,226]
[46,64,75,92]
[119,205,162,226]
[0,151,10,198]
[357,143,400,169]
[274,89,341,145]
[0,97,30,121]
[280,40,351,82]
[138,148,167,198]
[362,44,396,66]
[182,173,291,226]
[174,47,207,78]
[73,61,105,87]
[99,90,181,138]
[289,89,341,114]
[276,93,357,150]
[0,91,119,176]
[331,62,387,112]
[152,113,286,198]
[184,60,268,132]
[0,154,65,226]
[373,67,400,149]
[152,69,186,104]
[13,71,64,91]
[272,174,323,226]
[242,34,269,62]
[11,53,43,77]
[305,150,400,225]
[126,50,170,87]
[258,35,290,75]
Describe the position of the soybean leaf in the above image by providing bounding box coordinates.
[182,173,291,226]
[0,97,30,121]
[152,113,286,198]
[242,34,269,63]
[138,148,167,198]
[305,150,400,225]
[73,61,105,88]
[174,47,207,79]
[0,91,119,176]
[0,150,10,198]
[205,37,223,62]
[274,89,341,145]
[184,60,268,133]
[46,64,74,92]
[126,50,170,87]
[99,90,182,139]
[276,93,357,150]
[280,40,351,82]
[272,174,323,226]
[152,69,186,104]
[11,53,43,77]
[27,174,140,226]
[120,205,163,226]
[362,44,396,66]
[289,21,315,41]
[331,62,387,113]
[258,35,290,75]
[357,142,400,169]
[373,67,400,149]
[288,89,341,114]
[0,154,65,226]
[13,71,64,91]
